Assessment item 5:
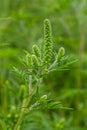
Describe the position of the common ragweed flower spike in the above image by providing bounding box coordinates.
[26,53,32,68]
[43,19,54,67]
[32,44,41,57]
[56,47,65,62]
[32,54,39,70]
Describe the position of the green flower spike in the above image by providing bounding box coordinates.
[56,47,65,62]
[32,54,39,70]
[43,19,54,67]
[26,53,32,68]
[32,44,41,57]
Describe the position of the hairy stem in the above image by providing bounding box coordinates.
[14,76,33,130]
[29,75,33,95]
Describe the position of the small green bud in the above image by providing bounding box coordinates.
[56,47,65,62]
[32,54,39,69]
[32,44,41,57]
[39,95,47,102]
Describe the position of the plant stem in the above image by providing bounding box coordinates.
[14,96,32,130]
[49,60,57,70]
[29,75,33,95]
[14,77,41,130]
[14,76,33,130]
[14,108,25,130]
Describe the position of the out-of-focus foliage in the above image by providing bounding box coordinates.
[0,0,87,130]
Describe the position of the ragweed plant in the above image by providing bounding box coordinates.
[13,19,75,130]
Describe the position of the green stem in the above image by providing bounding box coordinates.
[14,108,25,130]
[14,75,33,130]
[14,95,32,130]
[14,77,41,130]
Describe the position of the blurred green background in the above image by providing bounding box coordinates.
[0,0,87,130]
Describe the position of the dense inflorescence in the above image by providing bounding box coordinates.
[43,19,54,68]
